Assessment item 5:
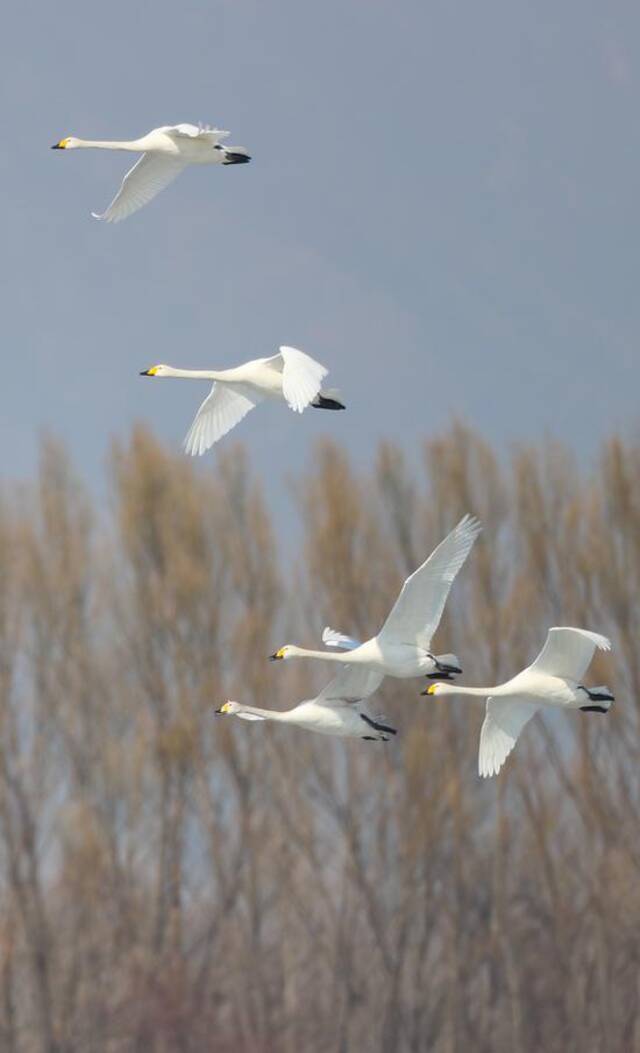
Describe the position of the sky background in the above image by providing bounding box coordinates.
[2,0,639,519]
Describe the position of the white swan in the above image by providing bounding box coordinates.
[139,346,345,454]
[52,123,250,222]
[269,514,481,681]
[423,627,614,778]
[215,666,393,740]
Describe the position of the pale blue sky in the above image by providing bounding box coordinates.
[2,0,639,502]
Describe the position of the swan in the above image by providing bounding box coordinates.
[139,345,345,454]
[422,627,614,777]
[215,666,394,741]
[269,514,481,681]
[51,123,250,222]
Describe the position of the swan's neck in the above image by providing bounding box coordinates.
[159,367,226,381]
[435,683,494,699]
[73,138,147,151]
[238,705,289,721]
[288,647,351,662]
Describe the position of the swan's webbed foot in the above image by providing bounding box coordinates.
[579,685,614,713]
[427,654,462,678]
[360,714,397,737]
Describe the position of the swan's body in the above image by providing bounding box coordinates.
[52,123,250,222]
[216,666,393,741]
[140,346,344,453]
[270,515,481,681]
[423,627,614,777]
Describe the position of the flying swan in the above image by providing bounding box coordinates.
[51,123,250,222]
[423,626,614,777]
[215,666,394,741]
[269,514,481,681]
[139,345,345,454]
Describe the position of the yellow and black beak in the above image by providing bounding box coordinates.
[268,649,284,661]
[51,138,68,150]
[214,702,232,714]
[420,683,438,696]
[139,367,158,377]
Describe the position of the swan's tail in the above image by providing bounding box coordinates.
[312,389,346,411]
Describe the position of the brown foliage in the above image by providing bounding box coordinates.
[0,423,636,1052]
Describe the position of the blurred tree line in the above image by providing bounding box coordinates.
[0,422,637,1052]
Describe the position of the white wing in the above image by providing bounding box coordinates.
[527,627,611,682]
[165,123,230,143]
[316,666,384,707]
[478,696,540,778]
[378,515,482,648]
[321,626,362,651]
[184,383,261,456]
[92,153,186,223]
[266,346,328,413]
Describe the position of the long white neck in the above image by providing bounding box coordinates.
[73,138,147,151]
[237,704,290,721]
[159,366,226,381]
[286,646,352,662]
[434,683,496,699]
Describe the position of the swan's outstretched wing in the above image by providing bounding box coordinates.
[184,383,262,456]
[321,626,362,651]
[378,515,482,648]
[316,666,384,707]
[92,153,186,223]
[165,123,230,143]
[265,346,328,413]
[478,696,540,778]
[527,627,611,682]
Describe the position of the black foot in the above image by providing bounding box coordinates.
[427,654,462,676]
[223,152,251,165]
[311,395,346,410]
[586,690,614,702]
[360,713,397,735]
[580,705,609,714]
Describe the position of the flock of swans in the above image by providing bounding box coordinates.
[53,119,614,777]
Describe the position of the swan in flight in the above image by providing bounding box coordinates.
[215,666,394,741]
[139,345,345,454]
[51,123,250,222]
[269,514,481,681]
[423,627,614,778]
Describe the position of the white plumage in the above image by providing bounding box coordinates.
[51,123,250,222]
[270,515,481,681]
[215,666,393,740]
[139,345,344,453]
[423,627,614,778]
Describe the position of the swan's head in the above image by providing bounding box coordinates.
[215,700,240,715]
[51,137,80,150]
[420,682,451,698]
[268,645,295,661]
[139,364,169,378]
